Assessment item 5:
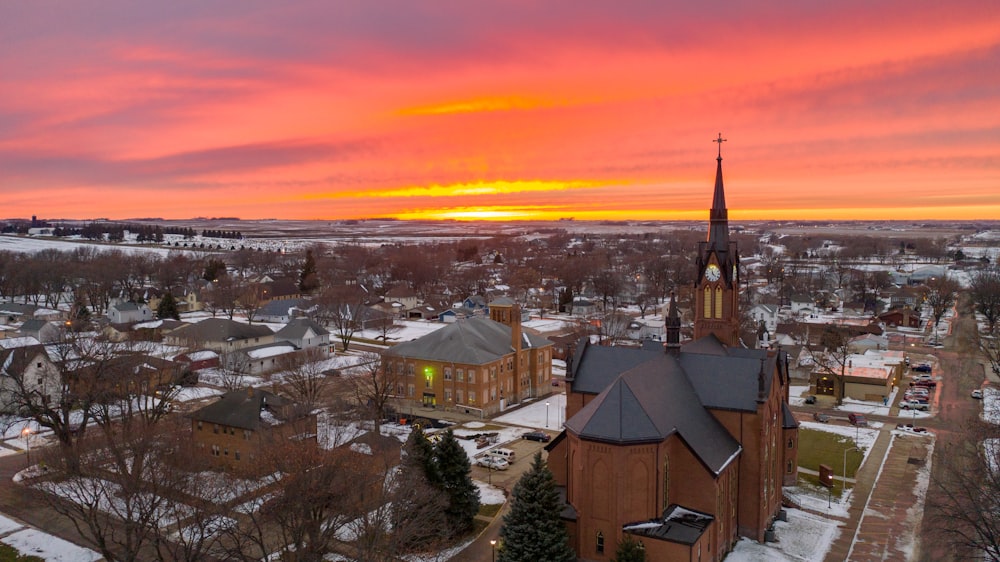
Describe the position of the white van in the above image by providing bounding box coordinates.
[489,448,516,463]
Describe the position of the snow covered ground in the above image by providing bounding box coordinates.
[494,392,567,430]
[0,512,101,561]
[726,508,840,561]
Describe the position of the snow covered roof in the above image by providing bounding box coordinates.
[623,504,715,545]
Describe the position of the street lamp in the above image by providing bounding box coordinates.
[490,539,497,562]
[21,427,32,468]
[546,402,550,428]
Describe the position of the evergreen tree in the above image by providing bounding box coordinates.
[612,535,646,562]
[299,249,319,292]
[403,426,440,486]
[156,292,180,320]
[434,429,479,537]
[498,452,575,562]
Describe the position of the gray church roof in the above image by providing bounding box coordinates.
[565,353,741,475]
[384,316,550,365]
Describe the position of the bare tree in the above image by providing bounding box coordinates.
[350,351,398,432]
[971,268,1000,336]
[927,423,1000,560]
[923,275,961,346]
[276,348,332,410]
[805,325,852,406]
[317,285,367,352]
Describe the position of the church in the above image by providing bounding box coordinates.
[546,140,799,561]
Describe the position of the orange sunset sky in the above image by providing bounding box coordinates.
[1,1,998,222]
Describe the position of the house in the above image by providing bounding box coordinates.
[256,297,313,324]
[546,150,797,561]
[0,343,62,414]
[0,303,37,324]
[406,305,441,320]
[748,303,779,334]
[438,306,477,323]
[383,302,554,415]
[627,317,665,341]
[385,286,420,313]
[18,319,59,343]
[260,278,301,303]
[145,286,203,314]
[223,342,299,376]
[274,318,331,353]
[462,295,488,312]
[570,298,598,317]
[189,388,317,469]
[848,333,888,353]
[107,302,153,324]
[789,293,814,315]
[879,307,922,329]
[64,353,184,400]
[165,318,275,352]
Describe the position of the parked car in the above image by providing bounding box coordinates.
[551,379,561,386]
[812,412,830,423]
[902,400,930,411]
[912,363,933,373]
[475,456,509,471]
[972,389,984,399]
[914,380,937,388]
[848,413,868,427]
[913,374,933,382]
[804,395,817,405]
[523,431,551,443]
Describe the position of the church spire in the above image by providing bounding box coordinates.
[708,133,730,252]
[665,291,681,355]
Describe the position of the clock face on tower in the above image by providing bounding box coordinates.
[705,264,721,282]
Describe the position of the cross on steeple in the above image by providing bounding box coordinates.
[713,133,727,159]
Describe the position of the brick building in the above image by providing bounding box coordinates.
[190,388,317,469]
[547,145,798,561]
[382,299,554,416]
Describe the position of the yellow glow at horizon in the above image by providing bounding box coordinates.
[307,179,606,200]
[383,204,1000,222]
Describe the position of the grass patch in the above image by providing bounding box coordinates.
[0,544,45,562]
[798,428,865,488]
[478,503,502,518]
[471,518,490,536]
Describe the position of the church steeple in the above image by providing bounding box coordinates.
[708,134,730,254]
[694,134,741,346]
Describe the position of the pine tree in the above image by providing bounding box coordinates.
[403,426,440,486]
[613,535,646,562]
[157,292,180,320]
[434,429,479,537]
[299,249,319,292]
[498,452,575,562]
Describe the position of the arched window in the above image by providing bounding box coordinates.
[703,286,712,318]
[596,531,605,554]
[714,286,724,318]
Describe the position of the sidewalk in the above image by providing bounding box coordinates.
[824,422,931,561]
